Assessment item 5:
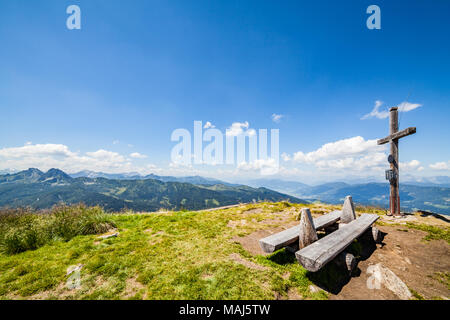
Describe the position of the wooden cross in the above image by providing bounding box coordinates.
[377,107,416,216]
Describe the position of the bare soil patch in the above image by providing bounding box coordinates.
[123,276,146,299]
[330,224,450,300]
[229,253,268,271]
[242,208,263,215]
[231,220,298,256]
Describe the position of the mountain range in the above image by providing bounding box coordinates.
[69,170,234,186]
[240,178,450,215]
[0,169,304,212]
[1,169,449,214]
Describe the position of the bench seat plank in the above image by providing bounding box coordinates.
[259,210,342,253]
[295,213,379,272]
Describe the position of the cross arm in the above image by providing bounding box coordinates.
[377,127,416,145]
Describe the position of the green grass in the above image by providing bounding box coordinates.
[428,272,450,291]
[409,288,425,300]
[0,202,329,300]
[0,205,115,254]
[404,223,450,244]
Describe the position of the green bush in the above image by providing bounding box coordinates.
[0,204,115,254]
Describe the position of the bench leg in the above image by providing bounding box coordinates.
[334,251,357,274]
[299,208,318,249]
[360,226,382,244]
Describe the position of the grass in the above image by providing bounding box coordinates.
[0,202,331,300]
[428,272,450,291]
[0,205,115,254]
[2,202,447,300]
[409,288,425,300]
[404,223,450,244]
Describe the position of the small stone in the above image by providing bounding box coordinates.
[66,264,83,276]
[98,232,119,240]
[309,285,319,293]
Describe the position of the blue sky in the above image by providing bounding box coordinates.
[0,0,449,183]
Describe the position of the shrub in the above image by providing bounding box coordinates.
[0,204,116,254]
[50,205,113,240]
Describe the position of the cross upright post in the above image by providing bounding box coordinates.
[377,107,416,217]
[389,107,400,216]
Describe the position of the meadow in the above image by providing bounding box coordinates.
[0,202,447,300]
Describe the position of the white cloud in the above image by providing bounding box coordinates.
[113,140,120,145]
[0,143,157,175]
[361,101,389,120]
[281,152,291,161]
[226,121,251,136]
[284,136,388,173]
[400,160,422,171]
[429,161,450,170]
[0,144,77,159]
[86,149,126,162]
[271,114,284,123]
[130,152,147,159]
[237,158,279,175]
[315,152,387,171]
[398,102,422,113]
[292,136,385,163]
[203,121,215,129]
[362,100,422,120]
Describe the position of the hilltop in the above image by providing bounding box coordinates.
[0,202,448,300]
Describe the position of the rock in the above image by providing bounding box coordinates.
[366,263,412,300]
[66,264,83,276]
[98,232,119,240]
[309,285,319,293]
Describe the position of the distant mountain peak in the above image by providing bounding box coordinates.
[38,168,73,183]
[25,168,43,175]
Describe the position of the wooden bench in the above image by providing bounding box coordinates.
[259,210,342,253]
[295,213,379,272]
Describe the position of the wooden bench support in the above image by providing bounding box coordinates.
[360,226,382,244]
[295,214,379,272]
[299,208,318,249]
[334,251,357,273]
[341,195,356,224]
[259,210,342,253]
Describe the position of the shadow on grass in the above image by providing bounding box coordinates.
[266,248,297,265]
